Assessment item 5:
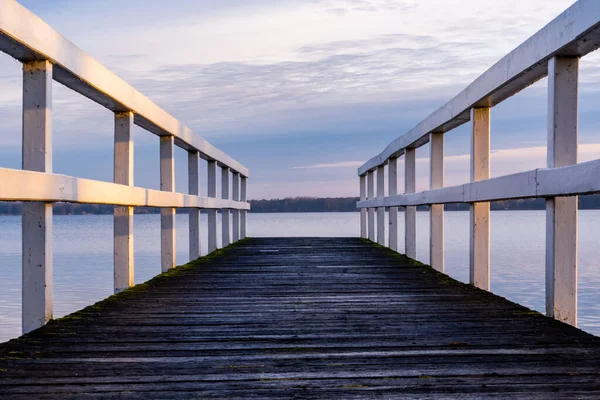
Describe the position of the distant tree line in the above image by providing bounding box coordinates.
[250,197,359,213]
[1,195,600,215]
[249,195,600,212]
[0,203,161,215]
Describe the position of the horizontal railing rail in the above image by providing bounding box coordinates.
[358,0,599,328]
[358,159,600,208]
[0,0,250,335]
[0,168,251,210]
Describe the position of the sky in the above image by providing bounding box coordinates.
[1,0,599,199]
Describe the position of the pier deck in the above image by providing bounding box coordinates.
[2,237,600,398]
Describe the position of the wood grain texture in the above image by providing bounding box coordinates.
[2,237,600,398]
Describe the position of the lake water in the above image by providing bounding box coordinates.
[1,211,599,343]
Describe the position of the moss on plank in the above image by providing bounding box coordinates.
[366,239,463,286]
[1,238,251,350]
[364,238,598,338]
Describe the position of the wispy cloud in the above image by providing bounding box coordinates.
[3,0,598,201]
[0,0,588,148]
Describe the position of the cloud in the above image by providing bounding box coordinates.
[113,32,500,142]
[293,161,365,169]
[316,0,418,15]
[1,29,484,149]
[0,0,592,150]
[3,0,600,201]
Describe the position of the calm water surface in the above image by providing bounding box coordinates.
[1,211,599,342]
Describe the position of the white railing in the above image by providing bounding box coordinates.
[0,0,250,334]
[357,0,600,327]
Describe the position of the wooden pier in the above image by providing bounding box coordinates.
[2,238,600,398]
[3,1,600,398]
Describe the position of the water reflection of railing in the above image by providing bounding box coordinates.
[357,0,600,328]
[0,1,249,334]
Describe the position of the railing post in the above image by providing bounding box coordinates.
[241,176,247,239]
[430,133,444,272]
[22,60,53,334]
[221,166,231,247]
[388,158,398,251]
[188,151,200,260]
[160,136,176,272]
[405,148,417,259]
[359,175,367,239]
[232,172,240,243]
[377,165,386,245]
[546,56,579,326]
[367,170,375,241]
[114,111,134,293]
[207,160,218,253]
[470,108,491,290]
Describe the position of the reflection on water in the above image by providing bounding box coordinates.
[0,211,599,342]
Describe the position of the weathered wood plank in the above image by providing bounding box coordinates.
[1,237,600,398]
